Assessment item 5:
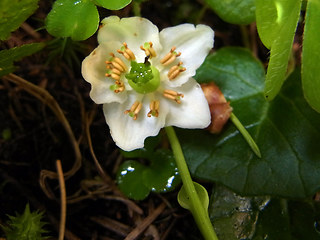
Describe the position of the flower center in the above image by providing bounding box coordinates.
[125,58,160,94]
[106,42,186,120]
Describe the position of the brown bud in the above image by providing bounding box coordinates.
[201,82,233,134]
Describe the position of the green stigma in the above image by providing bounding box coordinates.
[125,60,160,94]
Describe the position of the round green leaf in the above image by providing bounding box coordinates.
[117,149,181,200]
[116,160,150,200]
[120,135,162,159]
[94,0,132,10]
[178,182,209,211]
[142,150,180,193]
[45,0,99,41]
[204,0,255,25]
[302,0,320,113]
[185,47,320,198]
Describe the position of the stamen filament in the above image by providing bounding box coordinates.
[147,100,160,117]
[160,47,181,66]
[108,53,127,72]
[106,60,124,81]
[140,42,157,58]
[110,81,125,93]
[117,42,136,60]
[124,101,142,120]
[163,89,184,104]
[111,73,120,81]
[168,61,186,80]
[111,67,121,76]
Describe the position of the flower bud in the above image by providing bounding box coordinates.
[201,82,233,133]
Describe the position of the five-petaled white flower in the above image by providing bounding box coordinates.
[82,16,214,151]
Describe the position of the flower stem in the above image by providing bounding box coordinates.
[239,25,250,50]
[165,126,219,240]
[229,113,261,158]
[132,1,142,17]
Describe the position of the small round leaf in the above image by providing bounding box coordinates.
[143,150,180,193]
[116,160,150,200]
[46,0,99,41]
[94,0,132,10]
[204,0,255,25]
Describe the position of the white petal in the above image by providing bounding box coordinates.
[103,94,168,151]
[159,24,214,87]
[163,78,211,128]
[98,16,162,63]
[82,41,130,104]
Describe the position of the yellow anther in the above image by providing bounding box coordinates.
[147,100,160,117]
[111,73,120,81]
[114,81,125,93]
[163,89,184,104]
[160,47,181,66]
[107,53,127,72]
[168,61,186,80]
[105,63,122,81]
[111,67,121,76]
[117,42,135,60]
[124,101,142,120]
[140,42,157,58]
[110,81,125,93]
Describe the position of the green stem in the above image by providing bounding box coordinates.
[229,113,261,158]
[132,1,141,17]
[165,126,218,240]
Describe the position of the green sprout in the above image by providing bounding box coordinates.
[2,204,48,240]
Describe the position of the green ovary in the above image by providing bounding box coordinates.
[125,61,160,94]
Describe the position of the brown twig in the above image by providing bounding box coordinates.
[90,216,132,237]
[250,22,258,58]
[56,160,66,240]
[85,112,124,196]
[2,73,82,199]
[101,195,143,215]
[21,22,41,40]
[124,202,167,240]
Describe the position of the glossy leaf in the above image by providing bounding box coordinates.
[0,0,39,40]
[0,43,45,77]
[196,47,265,98]
[94,0,132,10]
[255,0,302,100]
[117,149,181,200]
[209,185,320,239]
[143,150,180,193]
[120,135,162,159]
[302,0,320,112]
[252,199,320,239]
[182,47,320,198]
[116,160,150,200]
[209,185,270,239]
[204,0,255,25]
[45,0,99,41]
[178,182,209,211]
[255,0,301,49]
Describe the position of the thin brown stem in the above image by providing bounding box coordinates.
[56,160,67,240]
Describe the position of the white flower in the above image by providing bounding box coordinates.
[82,16,214,151]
